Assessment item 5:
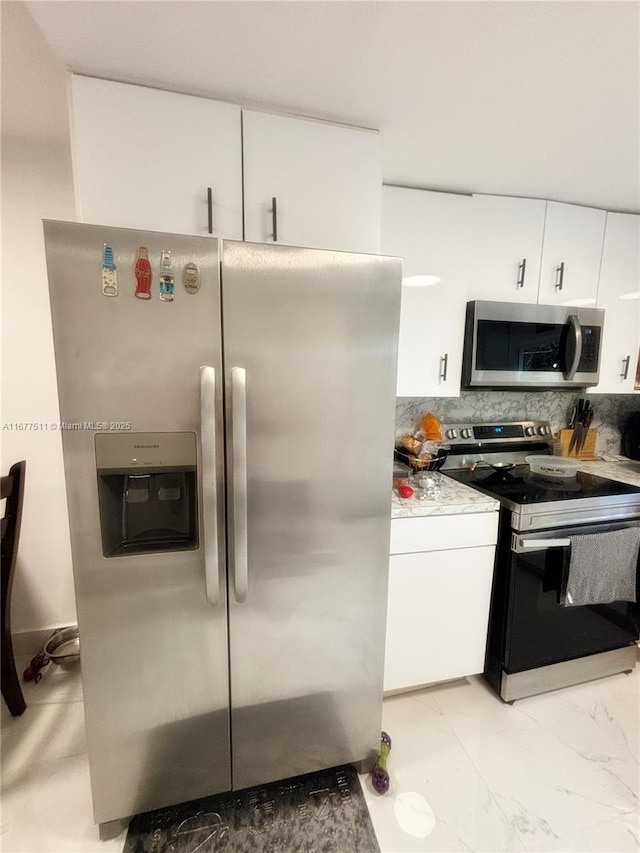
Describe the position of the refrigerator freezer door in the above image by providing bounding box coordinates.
[43,222,231,822]
[222,241,402,790]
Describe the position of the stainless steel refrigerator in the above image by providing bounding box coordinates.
[43,220,401,825]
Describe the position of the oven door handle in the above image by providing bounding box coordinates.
[512,535,571,553]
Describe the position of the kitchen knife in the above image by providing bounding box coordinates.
[576,404,593,455]
[567,399,583,455]
[568,421,582,456]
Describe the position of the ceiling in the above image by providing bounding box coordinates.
[25,0,640,214]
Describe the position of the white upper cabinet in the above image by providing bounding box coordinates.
[71,76,243,239]
[382,186,472,397]
[470,194,546,303]
[591,212,640,394]
[537,201,607,306]
[242,110,381,253]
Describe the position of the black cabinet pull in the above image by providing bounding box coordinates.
[621,355,631,380]
[207,187,213,235]
[271,197,278,242]
[517,258,527,288]
[555,262,565,291]
[440,353,448,382]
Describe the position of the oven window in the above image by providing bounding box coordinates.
[505,546,638,672]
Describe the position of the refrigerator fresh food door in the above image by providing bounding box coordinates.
[43,221,230,823]
[221,240,401,790]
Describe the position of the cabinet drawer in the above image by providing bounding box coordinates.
[390,512,498,555]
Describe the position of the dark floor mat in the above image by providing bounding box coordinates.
[123,764,380,853]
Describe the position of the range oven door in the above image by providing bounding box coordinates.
[504,520,639,674]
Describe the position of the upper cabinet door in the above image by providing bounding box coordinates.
[242,110,381,253]
[71,76,243,238]
[382,186,471,397]
[537,201,606,306]
[591,212,640,394]
[470,195,546,303]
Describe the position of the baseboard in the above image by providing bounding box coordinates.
[11,628,70,657]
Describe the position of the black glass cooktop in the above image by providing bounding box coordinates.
[445,465,640,506]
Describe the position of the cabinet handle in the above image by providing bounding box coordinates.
[271,196,278,242]
[555,262,565,291]
[621,355,631,380]
[517,258,527,288]
[440,353,448,382]
[207,187,213,235]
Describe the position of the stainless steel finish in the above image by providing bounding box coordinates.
[441,420,552,451]
[555,261,565,290]
[510,496,640,532]
[230,366,248,604]
[271,196,278,241]
[622,355,631,380]
[200,367,220,607]
[44,221,231,823]
[517,257,527,288]
[207,187,213,234]
[563,314,582,381]
[500,646,636,702]
[463,301,604,389]
[511,534,571,552]
[221,240,401,791]
[440,352,448,381]
[95,431,197,470]
[44,626,81,665]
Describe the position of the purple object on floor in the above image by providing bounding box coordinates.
[372,731,392,794]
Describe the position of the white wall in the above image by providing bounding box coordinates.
[1,2,77,634]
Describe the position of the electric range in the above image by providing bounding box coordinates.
[439,420,640,701]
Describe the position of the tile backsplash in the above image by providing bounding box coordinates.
[396,392,639,457]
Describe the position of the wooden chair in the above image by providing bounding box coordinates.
[2,460,27,715]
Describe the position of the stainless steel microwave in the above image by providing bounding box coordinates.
[462,301,604,390]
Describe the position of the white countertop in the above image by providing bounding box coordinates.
[391,472,499,518]
[391,456,640,520]
[575,456,640,487]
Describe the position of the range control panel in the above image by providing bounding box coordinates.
[441,421,552,446]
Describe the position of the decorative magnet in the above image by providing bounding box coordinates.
[159,249,175,302]
[101,244,118,296]
[183,262,200,294]
[134,247,152,300]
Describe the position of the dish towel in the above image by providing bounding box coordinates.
[565,527,640,606]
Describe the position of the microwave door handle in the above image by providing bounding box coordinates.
[512,535,571,553]
[563,314,582,381]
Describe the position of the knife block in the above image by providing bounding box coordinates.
[559,428,598,459]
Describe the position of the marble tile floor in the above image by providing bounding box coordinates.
[1,654,638,853]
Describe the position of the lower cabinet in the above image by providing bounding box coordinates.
[384,512,498,692]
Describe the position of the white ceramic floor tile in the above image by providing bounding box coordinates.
[0,753,126,853]
[1,699,87,781]
[530,809,640,852]
[361,692,524,852]
[434,677,638,849]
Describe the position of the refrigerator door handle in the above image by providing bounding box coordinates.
[200,366,220,606]
[231,366,249,602]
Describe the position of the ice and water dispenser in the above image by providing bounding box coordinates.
[95,432,198,557]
